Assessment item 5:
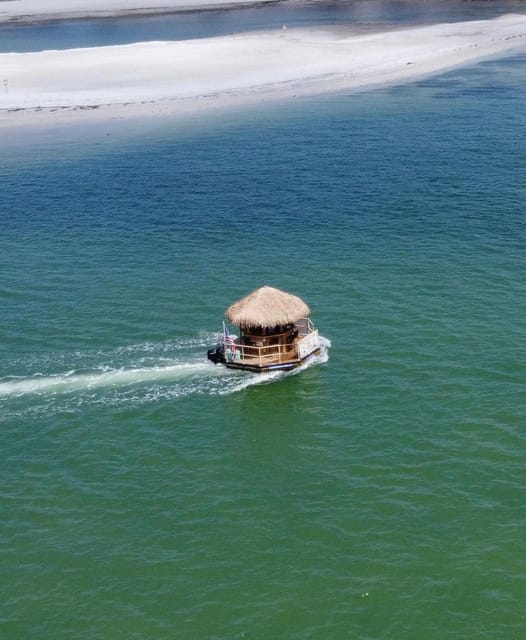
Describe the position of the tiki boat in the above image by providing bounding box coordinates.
[207,285,323,373]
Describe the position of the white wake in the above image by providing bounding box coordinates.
[1,335,330,402]
[0,361,221,397]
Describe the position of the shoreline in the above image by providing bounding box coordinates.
[0,0,284,25]
[2,14,526,130]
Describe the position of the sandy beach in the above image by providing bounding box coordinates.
[1,11,526,128]
[0,0,278,23]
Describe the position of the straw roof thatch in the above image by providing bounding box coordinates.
[226,286,310,328]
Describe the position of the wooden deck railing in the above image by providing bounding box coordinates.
[226,341,297,366]
[224,319,316,366]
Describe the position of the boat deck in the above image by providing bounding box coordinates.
[207,314,321,372]
[225,326,320,371]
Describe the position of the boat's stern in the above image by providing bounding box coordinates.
[207,343,225,365]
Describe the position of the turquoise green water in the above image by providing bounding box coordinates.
[2,49,526,639]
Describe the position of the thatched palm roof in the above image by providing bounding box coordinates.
[226,286,310,329]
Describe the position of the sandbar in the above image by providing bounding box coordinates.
[0,0,280,24]
[1,13,526,128]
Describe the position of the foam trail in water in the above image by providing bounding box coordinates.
[0,335,330,401]
[0,361,225,397]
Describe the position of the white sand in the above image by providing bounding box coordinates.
[1,14,526,127]
[0,0,276,23]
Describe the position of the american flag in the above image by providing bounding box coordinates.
[225,333,237,354]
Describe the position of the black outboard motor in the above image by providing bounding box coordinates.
[207,343,225,365]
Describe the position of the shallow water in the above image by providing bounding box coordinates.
[1,0,525,52]
[1,15,526,640]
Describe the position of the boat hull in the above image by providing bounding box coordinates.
[208,344,322,373]
[207,320,324,373]
[225,348,321,372]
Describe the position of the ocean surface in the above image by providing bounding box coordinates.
[1,3,526,639]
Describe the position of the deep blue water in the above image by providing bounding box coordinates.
[1,5,526,640]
